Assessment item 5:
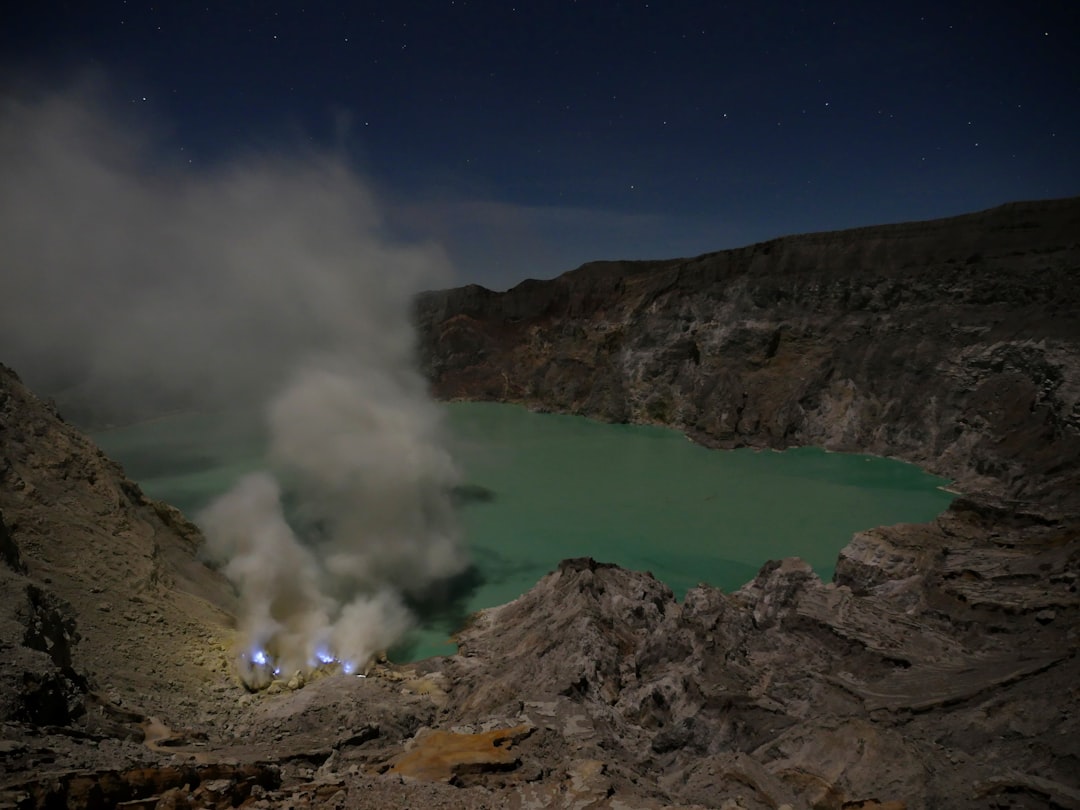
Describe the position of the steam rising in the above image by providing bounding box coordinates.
[201,364,465,684]
[0,80,468,685]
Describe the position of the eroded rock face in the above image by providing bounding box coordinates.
[416,197,1080,509]
[3,199,1079,808]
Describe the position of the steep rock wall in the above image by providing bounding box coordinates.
[417,197,1080,509]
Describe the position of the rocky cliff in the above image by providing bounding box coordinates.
[2,199,1079,809]
[417,196,1080,509]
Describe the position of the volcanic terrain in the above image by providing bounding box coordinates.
[2,198,1078,809]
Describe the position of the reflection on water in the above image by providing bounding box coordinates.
[94,401,954,660]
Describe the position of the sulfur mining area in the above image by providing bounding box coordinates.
[2,197,1079,810]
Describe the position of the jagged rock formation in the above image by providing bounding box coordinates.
[439,549,1078,808]
[2,198,1079,808]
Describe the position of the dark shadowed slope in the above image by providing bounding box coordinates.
[0,362,238,738]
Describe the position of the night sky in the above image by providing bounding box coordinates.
[4,1,1078,289]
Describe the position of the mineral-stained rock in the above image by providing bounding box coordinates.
[387,724,533,783]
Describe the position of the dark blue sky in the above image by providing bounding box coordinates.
[5,1,1078,289]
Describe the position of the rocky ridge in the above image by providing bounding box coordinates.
[1,198,1079,808]
[416,196,1080,508]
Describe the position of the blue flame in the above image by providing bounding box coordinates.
[314,646,336,665]
[251,648,269,666]
[342,661,355,675]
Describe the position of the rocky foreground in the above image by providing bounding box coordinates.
[2,199,1080,808]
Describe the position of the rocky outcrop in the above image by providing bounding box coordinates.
[438,547,1079,808]
[416,197,1080,508]
[0,363,238,730]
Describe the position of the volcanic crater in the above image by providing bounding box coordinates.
[2,197,1078,809]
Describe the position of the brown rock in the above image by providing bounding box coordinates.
[387,724,533,782]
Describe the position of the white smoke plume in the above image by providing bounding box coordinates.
[201,361,465,685]
[0,77,468,686]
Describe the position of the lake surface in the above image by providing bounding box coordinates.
[94,401,954,660]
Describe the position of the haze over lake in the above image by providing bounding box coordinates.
[94,401,954,659]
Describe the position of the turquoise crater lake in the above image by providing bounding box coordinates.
[94,401,954,660]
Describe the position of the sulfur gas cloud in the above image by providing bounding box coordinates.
[0,77,469,686]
